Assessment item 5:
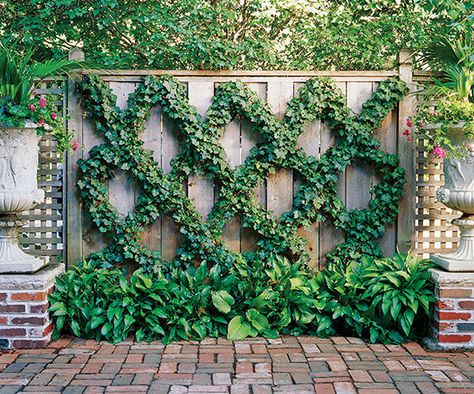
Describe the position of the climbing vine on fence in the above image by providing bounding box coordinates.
[77,74,408,272]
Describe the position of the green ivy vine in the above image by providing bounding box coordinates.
[77,74,408,272]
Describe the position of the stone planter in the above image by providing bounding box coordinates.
[0,126,46,273]
[431,124,474,271]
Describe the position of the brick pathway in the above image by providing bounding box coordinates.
[0,336,473,393]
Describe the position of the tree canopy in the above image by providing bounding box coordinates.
[0,0,472,70]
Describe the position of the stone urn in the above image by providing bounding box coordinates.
[0,125,46,273]
[432,125,474,271]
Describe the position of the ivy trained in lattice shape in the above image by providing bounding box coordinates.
[77,75,408,272]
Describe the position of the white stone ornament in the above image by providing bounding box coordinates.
[432,126,474,271]
[0,126,47,273]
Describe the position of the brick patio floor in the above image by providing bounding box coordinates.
[0,336,473,393]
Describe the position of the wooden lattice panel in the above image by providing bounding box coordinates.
[18,81,65,264]
[413,72,460,258]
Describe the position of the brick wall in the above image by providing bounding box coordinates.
[429,269,474,349]
[0,264,64,349]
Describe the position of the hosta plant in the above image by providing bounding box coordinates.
[317,253,435,342]
[49,253,435,344]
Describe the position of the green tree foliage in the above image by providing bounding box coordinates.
[0,0,471,70]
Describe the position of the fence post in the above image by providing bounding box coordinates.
[397,50,416,254]
[65,48,85,267]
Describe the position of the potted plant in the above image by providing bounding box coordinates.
[0,43,81,273]
[408,29,474,271]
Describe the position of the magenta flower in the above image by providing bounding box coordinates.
[433,146,446,159]
[38,119,45,127]
[72,140,79,152]
[51,113,57,120]
[406,118,412,128]
[29,104,35,111]
[39,97,46,108]
[402,129,410,136]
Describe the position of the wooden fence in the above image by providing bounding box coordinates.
[64,53,416,268]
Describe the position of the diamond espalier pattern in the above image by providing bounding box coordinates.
[77,75,408,272]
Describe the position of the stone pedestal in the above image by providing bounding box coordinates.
[431,217,474,271]
[0,264,64,349]
[0,217,47,273]
[425,269,474,350]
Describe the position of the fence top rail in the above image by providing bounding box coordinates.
[79,69,399,78]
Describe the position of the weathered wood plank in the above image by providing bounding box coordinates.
[319,120,346,267]
[108,82,137,216]
[345,82,374,211]
[65,49,84,266]
[319,82,347,267]
[81,115,108,259]
[374,87,397,256]
[240,83,268,252]
[397,50,416,254]
[141,103,162,252]
[266,79,294,218]
[219,87,242,252]
[187,81,215,220]
[294,82,320,267]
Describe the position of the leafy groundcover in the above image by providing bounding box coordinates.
[49,254,435,344]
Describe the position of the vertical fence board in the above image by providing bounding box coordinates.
[187,81,215,220]
[319,82,347,266]
[161,112,181,262]
[397,51,416,254]
[81,116,108,258]
[65,50,85,266]
[241,82,268,252]
[375,106,398,256]
[141,105,163,252]
[219,84,242,252]
[266,79,294,217]
[294,81,320,267]
[345,82,374,211]
[108,82,137,216]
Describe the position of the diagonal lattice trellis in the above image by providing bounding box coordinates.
[77,75,408,272]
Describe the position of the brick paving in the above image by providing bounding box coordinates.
[0,336,473,393]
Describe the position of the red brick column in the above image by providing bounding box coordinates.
[0,264,64,349]
[428,269,474,349]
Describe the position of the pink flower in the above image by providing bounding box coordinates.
[33,90,38,97]
[406,118,412,128]
[39,97,46,108]
[51,113,57,120]
[29,104,35,111]
[419,121,424,128]
[72,140,79,152]
[433,146,446,159]
[406,136,412,142]
[38,119,45,127]
[431,110,438,117]
[466,143,474,151]
[403,129,410,136]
